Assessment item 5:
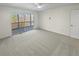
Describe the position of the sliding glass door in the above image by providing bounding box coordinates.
[11,13,34,35]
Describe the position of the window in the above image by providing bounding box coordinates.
[11,13,34,35]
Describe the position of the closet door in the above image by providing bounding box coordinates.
[71,10,79,39]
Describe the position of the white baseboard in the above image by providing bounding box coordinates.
[0,36,11,40]
[40,28,79,40]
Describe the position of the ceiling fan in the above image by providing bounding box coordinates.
[34,3,43,8]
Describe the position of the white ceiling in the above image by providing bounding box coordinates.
[0,3,77,11]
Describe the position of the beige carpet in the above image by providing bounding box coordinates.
[0,29,79,56]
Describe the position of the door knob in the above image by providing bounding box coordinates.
[70,25,73,27]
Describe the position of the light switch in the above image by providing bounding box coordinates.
[49,17,51,20]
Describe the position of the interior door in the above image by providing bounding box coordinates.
[71,10,79,39]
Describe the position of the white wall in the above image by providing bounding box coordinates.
[0,7,12,39]
[0,6,39,39]
[39,4,79,37]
